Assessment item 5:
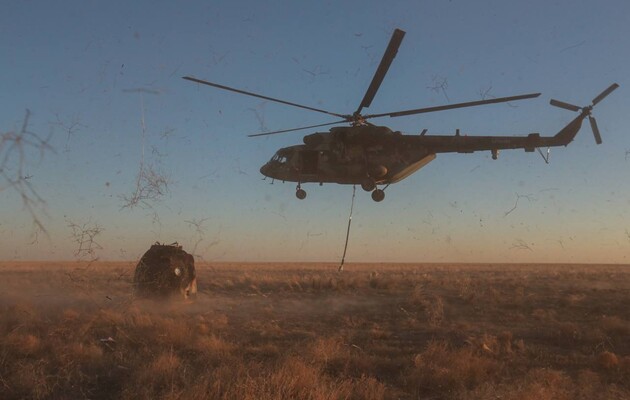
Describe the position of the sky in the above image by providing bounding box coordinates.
[1,0,629,263]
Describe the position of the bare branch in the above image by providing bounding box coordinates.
[1,110,54,234]
[120,163,170,209]
[120,94,171,209]
[184,217,210,255]
[248,103,267,132]
[478,85,493,100]
[559,40,586,53]
[478,85,519,108]
[302,65,330,82]
[510,239,533,251]
[504,193,536,217]
[427,75,450,102]
[66,218,103,261]
[52,113,86,151]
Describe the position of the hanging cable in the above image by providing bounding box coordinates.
[338,185,357,272]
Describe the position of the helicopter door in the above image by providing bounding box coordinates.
[301,150,319,174]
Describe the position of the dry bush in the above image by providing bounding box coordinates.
[195,357,353,400]
[2,303,40,333]
[226,357,387,400]
[479,286,502,304]
[531,307,558,321]
[9,360,53,400]
[423,295,445,328]
[409,285,445,328]
[244,343,282,361]
[597,351,619,370]
[349,375,387,400]
[97,307,126,326]
[581,326,608,346]
[64,342,104,363]
[453,276,474,300]
[553,320,582,342]
[1,262,630,399]
[599,315,630,336]
[264,357,326,397]
[497,331,514,355]
[308,336,346,367]
[306,336,381,380]
[5,332,41,356]
[465,370,570,400]
[575,369,604,397]
[563,292,587,306]
[409,340,499,397]
[194,334,233,360]
[207,313,229,329]
[369,322,390,340]
[308,273,345,291]
[126,305,155,330]
[147,351,182,380]
[61,307,81,321]
[123,350,185,399]
[409,284,425,304]
[464,332,518,357]
[153,316,195,347]
[368,271,393,290]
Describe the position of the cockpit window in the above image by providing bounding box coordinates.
[272,153,288,164]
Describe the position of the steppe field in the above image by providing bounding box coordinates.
[1,261,629,399]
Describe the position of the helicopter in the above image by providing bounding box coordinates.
[183,28,618,202]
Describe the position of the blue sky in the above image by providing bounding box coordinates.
[1,0,628,263]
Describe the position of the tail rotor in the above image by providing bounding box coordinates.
[592,83,620,106]
[549,99,581,112]
[588,115,602,145]
[550,83,619,145]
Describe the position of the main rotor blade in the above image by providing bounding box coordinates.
[592,83,619,106]
[355,28,406,115]
[183,76,347,119]
[549,99,581,112]
[364,92,541,119]
[248,120,347,137]
[589,115,602,144]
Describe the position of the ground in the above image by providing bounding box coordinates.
[1,261,629,399]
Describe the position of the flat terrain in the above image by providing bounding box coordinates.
[1,261,629,399]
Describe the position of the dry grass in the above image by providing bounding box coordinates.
[0,261,629,399]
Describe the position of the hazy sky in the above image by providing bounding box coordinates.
[1,0,628,263]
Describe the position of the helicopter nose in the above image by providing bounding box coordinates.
[260,163,271,177]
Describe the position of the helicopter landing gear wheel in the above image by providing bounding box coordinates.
[361,179,376,192]
[371,189,385,202]
[296,184,307,200]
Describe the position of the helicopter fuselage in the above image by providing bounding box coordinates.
[260,126,434,187]
[258,119,583,191]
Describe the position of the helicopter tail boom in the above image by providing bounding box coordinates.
[547,111,588,147]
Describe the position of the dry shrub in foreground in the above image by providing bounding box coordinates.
[409,340,500,397]
[123,350,185,399]
[599,315,630,336]
[212,357,386,400]
[5,332,41,355]
[409,284,444,327]
[466,367,629,400]
[1,262,630,399]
